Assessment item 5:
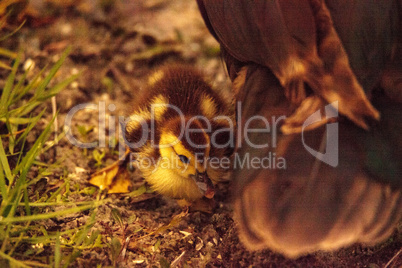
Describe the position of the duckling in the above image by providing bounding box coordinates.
[123,66,234,202]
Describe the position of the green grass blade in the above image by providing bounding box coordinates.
[0,61,12,70]
[1,113,55,217]
[8,225,102,244]
[16,114,55,174]
[55,232,61,268]
[38,73,81,101]
[0,162,7,200]
[15,200,109,207]
[0,54,20,114]
[23,186,31,216]
[46,181,67,202]
[0,251,30,268]
[1,204,95,223]
[63,250,81,268]
[5,120,18,154]
[8,64,28,105]
[0,134,14,184]
[2,175,23,218]
[7,101,43,120]
[0,117,43,124]
[15,109,46,145]
[0,19,25,42]
[13,67,45,104]
[34,46,72,99]
[0,47,17,58]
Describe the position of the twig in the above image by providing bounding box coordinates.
[171,251,186,267]
[384,248,402,268]
[51,96,58,144]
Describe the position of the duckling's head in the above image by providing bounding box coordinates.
[146,116,215,201]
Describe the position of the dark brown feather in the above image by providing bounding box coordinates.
[197,0,401,257]
[198,0,380,131]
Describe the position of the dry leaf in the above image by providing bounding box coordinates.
[89,149,132,193]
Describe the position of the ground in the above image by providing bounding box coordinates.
[0,0,401,267]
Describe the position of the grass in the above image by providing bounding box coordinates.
[0,47,109,267]
[0,42,178,267]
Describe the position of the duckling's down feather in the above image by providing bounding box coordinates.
[124,66,234,200]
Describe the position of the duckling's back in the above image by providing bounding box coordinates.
[141,65,230,119]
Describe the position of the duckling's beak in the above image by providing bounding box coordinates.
[192,171,215,199]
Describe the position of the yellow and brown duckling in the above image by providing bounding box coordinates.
[123,65,234,202]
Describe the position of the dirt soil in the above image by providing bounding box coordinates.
[2,0,401,267]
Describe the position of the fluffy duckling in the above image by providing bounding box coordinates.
[124,66,234,202]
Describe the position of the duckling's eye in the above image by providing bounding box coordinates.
[178,155,190,164]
